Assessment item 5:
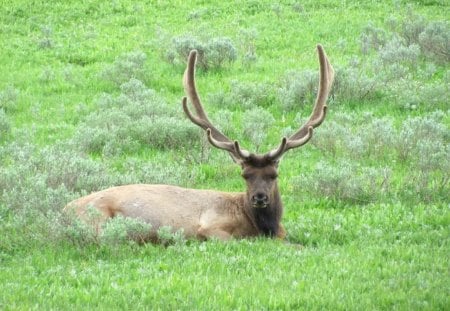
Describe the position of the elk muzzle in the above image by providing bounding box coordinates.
[251,192,269,208]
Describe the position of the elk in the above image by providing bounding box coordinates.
[64,45,334,242]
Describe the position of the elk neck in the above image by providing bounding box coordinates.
[243,184,283,237]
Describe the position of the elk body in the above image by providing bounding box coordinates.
[64,45,334,242]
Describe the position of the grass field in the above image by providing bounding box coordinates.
[0,0,449,309]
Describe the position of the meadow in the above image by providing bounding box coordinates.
[0,0,449,309]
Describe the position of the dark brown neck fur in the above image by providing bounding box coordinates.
[245,186,283,237]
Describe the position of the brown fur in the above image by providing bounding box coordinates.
[64,184,285,241]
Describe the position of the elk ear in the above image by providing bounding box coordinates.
[229,153,242,165]
[233,155,247,167]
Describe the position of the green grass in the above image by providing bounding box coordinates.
[1,0,449,309]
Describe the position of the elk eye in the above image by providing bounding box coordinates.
[242,173,252,180]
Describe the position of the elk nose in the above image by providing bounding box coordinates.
[252,193,268,204]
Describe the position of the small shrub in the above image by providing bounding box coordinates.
[208,80,275,110]
[390,80,449,110]
[403,140,449,202]
[0,143,113,212]
[157,226,186,247]
[120,156,196,186]
[396,115,448,161]
[332,64,381,103]
[100,51,147,86]
[38,25,53,49]
[359,117,396,159]
[206,37,237,69]
[242,107,275,150]
[355,10,448,110]
[360,22,387,54]
[101,216,152,245]
[39,67,55,83]
[167,35,237,70]
[278,70,318,111]
[170,36,206,67]
[38,145,114,193]
[311,120,350,157]
[64,213,101,246]
[418,21,450,64]
[0,109,11,139]
[398,8,427,46]
[377,37,421,67]
[74,79,199,156]
[238,28,258,66]
[130,116,201,150]
[0,85,19,111]
[187,8,208,20]
[295,160,391,204]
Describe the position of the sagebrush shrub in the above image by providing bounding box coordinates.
[157,226,186,246]
[206,37,237,69]
[278,70,318,110]
[74,79,199,155]
[359,117,396,159]
[120,156,196,187]
[101,216,152,245]
[307,111,448,204]
[238,28,258,65]
[100,51,147,86]
[311,120,351,157]
[397,115,448,161]
[38,25,53,49]
[295,160,391,204]
[170,36,205,66]
[0,85,19,111]
[389,80,449,110]
[360,22,387,54]
[167,35,237,70]
[0,109,11,139]
[354,10,448,110]
[398,8,427,46]
[332,64,381,103]
[242,107,275,150]
[377,36,420,67]
[0,143,113,209]
[418,21,450,64]
[208,80,275,110]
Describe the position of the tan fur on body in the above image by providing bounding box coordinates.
[65,184,285,240]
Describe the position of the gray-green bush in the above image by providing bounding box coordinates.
[242,107,275,150]
[304,111,449,203]
[418,21,450,64]
[0,85,19,111]
[353,10,449,109]
[294,160,391,204]
[73,79,200,155]
[208,80,275,110]
[0,109,10,139]
[166,35,237,70]
[100,51,147,86]
[278,69,318,111]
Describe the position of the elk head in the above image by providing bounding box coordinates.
[182,45,334,210]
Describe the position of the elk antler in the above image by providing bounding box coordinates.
[182,50,251,162]
[182,45,334,163]
[266,44,334,161]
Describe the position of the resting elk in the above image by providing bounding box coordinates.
[64,45,334,242]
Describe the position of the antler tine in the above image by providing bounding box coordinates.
[268,44,334,161]
[205,129,251,159]
[183,50,250,162]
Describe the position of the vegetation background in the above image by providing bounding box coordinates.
[0,0,448,309]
